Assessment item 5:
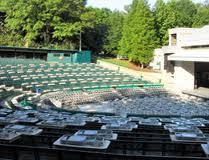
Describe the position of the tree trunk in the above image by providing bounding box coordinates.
[24,39,29,48]
[141,64,144,69]
[44,23,50,45]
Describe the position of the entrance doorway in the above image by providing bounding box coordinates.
[164,54,174,74]
[195,62,209,88]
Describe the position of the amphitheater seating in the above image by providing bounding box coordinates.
[0,109,208,159]
[0,58,162,92]
[42,88,167,107]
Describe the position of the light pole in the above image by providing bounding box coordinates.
[79,30,82,51]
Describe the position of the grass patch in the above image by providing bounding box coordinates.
[98,58,129,68]
[98,57,157,73]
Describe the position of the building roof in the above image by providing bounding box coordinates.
[0,46,79,54]
[169,25,209,48]
[169,27,199,34]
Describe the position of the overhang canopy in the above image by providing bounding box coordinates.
[168,53,209,62]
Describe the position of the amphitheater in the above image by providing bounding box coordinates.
[0,47,209,160]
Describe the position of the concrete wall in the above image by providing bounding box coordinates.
[168,26,209,48]
[152,26,209,90]
[174,61,195,90]
[47,51,91,63]
[150,49,163,70]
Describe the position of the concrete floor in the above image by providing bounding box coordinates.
[76,95,209,117]
[183,87,209,100]
[98,60,180,94]
[78,103,114,113]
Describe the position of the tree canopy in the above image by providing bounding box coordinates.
[0,0,209,66]
[193,1,209,27]
[104,11,124,55]
[154,0,198,46]
[1,0,87,47]
[119,0,157,67]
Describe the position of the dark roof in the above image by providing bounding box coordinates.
[0,46,80,54]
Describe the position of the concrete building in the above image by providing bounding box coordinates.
[151,25,209,91]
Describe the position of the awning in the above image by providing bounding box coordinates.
[168,53,209,62]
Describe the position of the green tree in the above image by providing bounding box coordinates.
[0,8,24,46]
[119,0,158,68]
[82,8,111,53]
[167,0,197,27]
[104,11,124,54]
[154,0,170,45]
[193,1,209,27]
[154,0,197,46]
[119,0,139,58]
[0,27,24,46]
[1,0,87,47]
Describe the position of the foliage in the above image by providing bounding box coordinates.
[154,0,197,46]
[0,12,24,46]
[0,27,24,46]
[119,0,158,67]
[154,0,170,45]
[167,0,197,27]
[104,11,124,54]
[0,0,209,68]
[82,8,111,53]
[1,0,87,46]
[193,1,209,27]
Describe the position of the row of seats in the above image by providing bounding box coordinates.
[41,88,167,107]
[0,108,208,160]
[0,58,156,92]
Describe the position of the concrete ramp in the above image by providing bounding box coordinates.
[182,87,209,99]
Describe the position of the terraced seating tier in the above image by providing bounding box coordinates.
[0,58,163,92]
[0,109,208,159]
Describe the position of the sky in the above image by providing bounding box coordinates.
[87,0,132,11]
[87,0,205,11]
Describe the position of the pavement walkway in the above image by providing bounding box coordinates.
[183,87,209,100]
[97,60,181,95]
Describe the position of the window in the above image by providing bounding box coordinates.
[171,34,177,46]
[64,54,71,57]
[54,54,60,57]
